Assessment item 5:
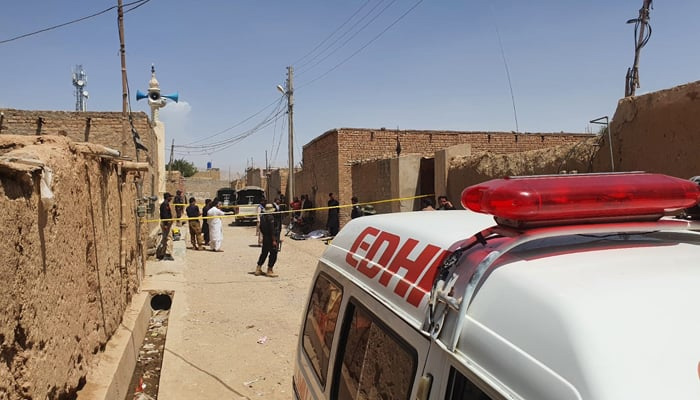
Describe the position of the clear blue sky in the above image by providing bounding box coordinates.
[1,1,699,177]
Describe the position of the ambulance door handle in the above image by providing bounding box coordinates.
[415,374,433,400]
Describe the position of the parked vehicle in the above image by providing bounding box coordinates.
[216,187,237,214]
[234,186,265,224]
[294,172,700,400]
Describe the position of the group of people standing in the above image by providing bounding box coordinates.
[158,193,227,261]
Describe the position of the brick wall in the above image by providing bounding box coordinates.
[301,127,594,228]
[0,109,158,196]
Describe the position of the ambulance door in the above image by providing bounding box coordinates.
[327,293,431,400]
[423,344,507,400]
[295,269,432,400]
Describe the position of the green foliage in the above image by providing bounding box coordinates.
[167,158,198,177]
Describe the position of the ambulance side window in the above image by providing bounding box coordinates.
[301,273,343,388]
[332,300,417,400]
[445,367,493,400]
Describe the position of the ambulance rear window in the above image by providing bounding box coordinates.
[332,300,417,400]
[302,273,343,388]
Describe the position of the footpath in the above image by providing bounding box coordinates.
[140,222,327,399]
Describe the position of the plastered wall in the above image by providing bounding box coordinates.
[593,80,700,178]
[0,135,145,399]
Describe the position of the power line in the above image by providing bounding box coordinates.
[173,101,287,155]
[297,0,424,90]
[295,0,390,74]
[292,0,372,67]
[182,97,283,146]
[0,0,151,45]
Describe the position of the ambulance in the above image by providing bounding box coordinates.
[293,172,700,400]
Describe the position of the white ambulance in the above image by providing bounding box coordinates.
[293,172,700,400]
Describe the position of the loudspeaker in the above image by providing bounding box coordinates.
[163,92,179,103]
[136,89,148,101]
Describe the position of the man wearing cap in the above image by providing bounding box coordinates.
[253,203,279,277]
[158,193,175,261]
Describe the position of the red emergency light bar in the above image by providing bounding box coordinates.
[462,173,700,228]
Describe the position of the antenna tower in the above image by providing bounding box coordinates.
[72,65,89,111]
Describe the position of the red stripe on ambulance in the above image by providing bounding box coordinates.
[345,226,449,307]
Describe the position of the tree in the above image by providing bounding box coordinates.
[167,158,198,177]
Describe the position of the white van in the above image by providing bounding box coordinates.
[294,173,700,400]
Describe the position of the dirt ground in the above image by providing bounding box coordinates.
[141,220,328,399]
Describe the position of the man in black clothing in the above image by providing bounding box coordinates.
[327,192,340,236]
[437,195,455,210]
[158,192,175,261]
[254,204,279,277]
[201,198,212,245]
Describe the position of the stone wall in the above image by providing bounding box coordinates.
[0,135,146,399]
[593,80,700,178]
[0,109,158,197]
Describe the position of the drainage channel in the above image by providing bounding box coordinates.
[125,291,173,400]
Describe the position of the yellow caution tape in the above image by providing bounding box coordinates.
[141,194,434,224]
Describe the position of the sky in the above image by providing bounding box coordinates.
[1,1,699,178]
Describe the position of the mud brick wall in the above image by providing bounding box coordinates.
[0,135,145,399]
[594,80,700,178]
[0,109,158,197]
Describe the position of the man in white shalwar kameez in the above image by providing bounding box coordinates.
[208,199,225,251]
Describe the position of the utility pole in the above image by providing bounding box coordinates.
[278,66,295,204]
[625,0,652,97]
[117,0,129,155]
[168,138,175,180]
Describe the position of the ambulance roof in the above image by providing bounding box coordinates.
[460,227,700,399]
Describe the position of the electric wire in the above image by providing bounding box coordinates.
[296,0,424,90]
[171,101,286,156]
[272,115,286,165]
[0,0,150,45]
[182,97,283,146]
[489,3,519,133]
[291,0,372,67]
[295,0,391,74]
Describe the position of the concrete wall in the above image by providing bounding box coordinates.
[593,80,700,178]
[391,155,422,213]
[0,135,145,399]
[435,144,472,199]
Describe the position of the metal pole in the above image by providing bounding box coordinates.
[590,116,615,172]
[287,66,295,205]
[605,117,614,172]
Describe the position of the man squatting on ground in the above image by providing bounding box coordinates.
[254,203,279,277]
[186,197,205,250]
